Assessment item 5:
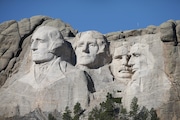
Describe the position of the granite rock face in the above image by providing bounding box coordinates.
[0,26,89,119]
[0,15,77,87]
[0,16,180,120]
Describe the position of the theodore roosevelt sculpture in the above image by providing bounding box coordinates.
[111,45,132,84]
[0,26,89,117]
[109,45,132,98]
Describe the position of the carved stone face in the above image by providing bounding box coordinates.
[31,30,54,64]
[112,46,131,79]
[75,34,99,67]
[128,43,150,74]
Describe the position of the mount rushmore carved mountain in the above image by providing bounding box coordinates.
[0,15,180,120]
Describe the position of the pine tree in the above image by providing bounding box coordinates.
[88,106,102,120]
[149,108,160,120]
[129,97,139,119]
[74,94,160,120]
[48,113,56,120]
[73,102,84,120]
[62,107,73,120]
[136,106,149,120]
[88,93,123,120]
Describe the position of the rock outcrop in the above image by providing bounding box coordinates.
[0,16,180,120]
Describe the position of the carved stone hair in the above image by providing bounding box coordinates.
[34,26,65,53]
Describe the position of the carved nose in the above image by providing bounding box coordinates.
[128,58,133,67]
[82,44,89,53]
[121,58,128,66]
[31,41,38,51]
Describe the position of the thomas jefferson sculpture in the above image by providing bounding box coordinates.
[73,31,113,105]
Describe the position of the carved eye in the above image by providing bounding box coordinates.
[89,43,96,47]
[114,55,122,59]
[133,53,140,57]
[37,38,46,43]
[77,42,84,47]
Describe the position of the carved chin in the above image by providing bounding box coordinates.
[32,57,53,64]
[117,72,131,78]
[77,57,95,65]
[32,53,54,64]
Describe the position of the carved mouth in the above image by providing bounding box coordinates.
[32,51,40,54]
[119,69,130,73]
[118,66,131,73]
[132,68,138,73]
[81,55,91,58]
[81,56,90,58]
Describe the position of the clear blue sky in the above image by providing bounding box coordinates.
[0,0,180,34]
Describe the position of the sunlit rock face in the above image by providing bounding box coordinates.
[123,43,171,111]
[0,16,77,87]
[0,26,89,118]
[73,30,111,70]
[0,16,180,119]
[73,30,113,106]
[111,44,132,83]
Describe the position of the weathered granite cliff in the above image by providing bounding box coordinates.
[0,15,180,120]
